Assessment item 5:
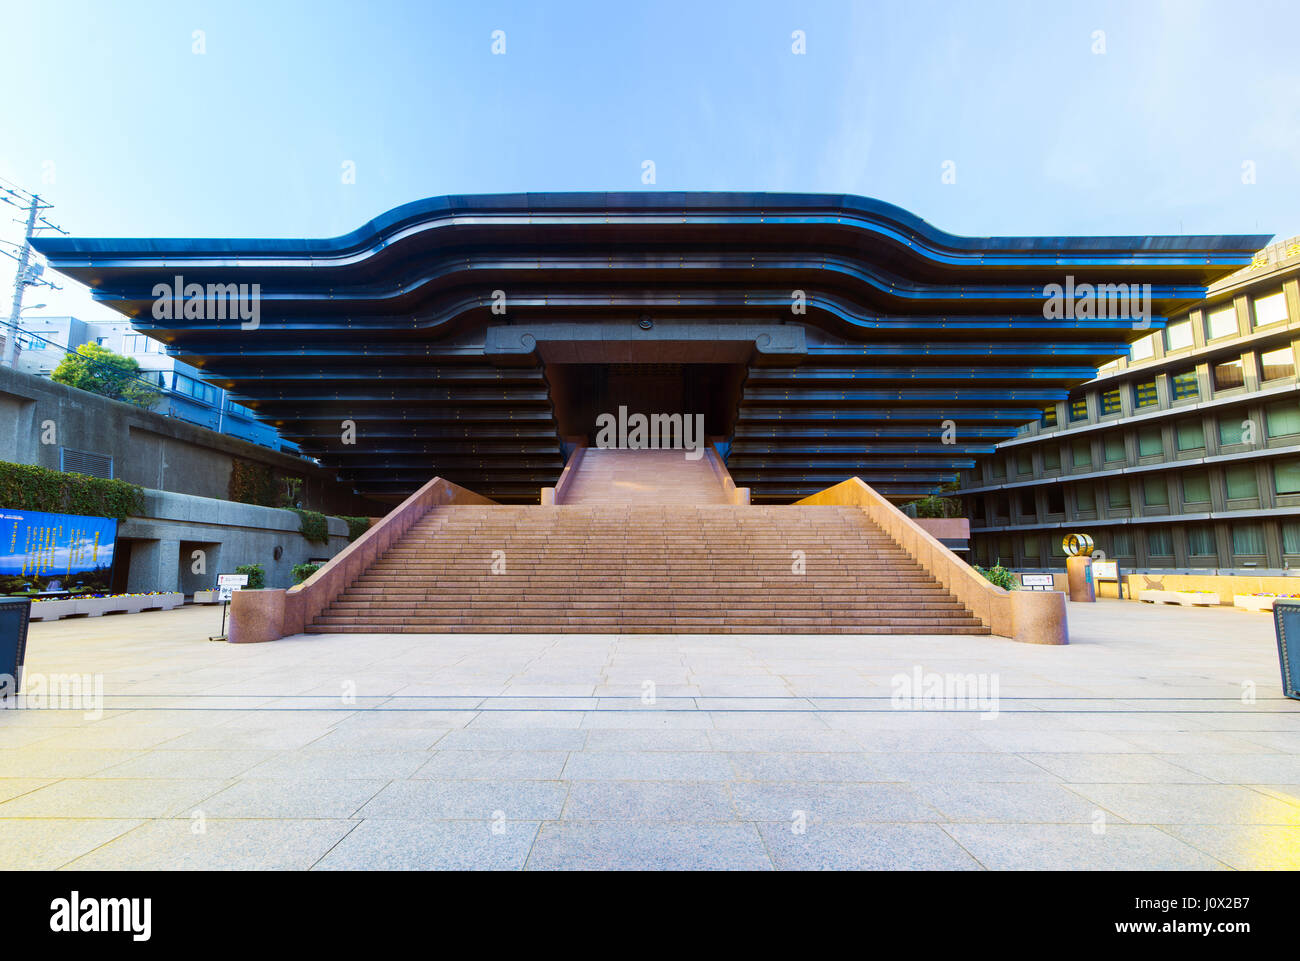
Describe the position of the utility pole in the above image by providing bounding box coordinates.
[0,180,66,368]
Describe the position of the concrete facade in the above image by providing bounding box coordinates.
[0,364,380,517]
[959,237,1300,577]
[0,364,383,593]
[122,489,351,593]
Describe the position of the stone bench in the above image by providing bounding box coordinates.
[1138,589,1220,607]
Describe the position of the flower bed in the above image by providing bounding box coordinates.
[28,591,184,621]
[1233,593,1300,613]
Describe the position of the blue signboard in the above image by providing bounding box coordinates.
[0,508,118,593]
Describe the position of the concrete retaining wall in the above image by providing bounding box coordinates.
[120,489,351,592]
[0,364,381,517]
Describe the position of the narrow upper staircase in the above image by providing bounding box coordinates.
[306,449,988,634]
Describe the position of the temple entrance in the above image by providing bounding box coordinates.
[544,362,747,445]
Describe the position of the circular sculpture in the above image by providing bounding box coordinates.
[1061,533,1095,557]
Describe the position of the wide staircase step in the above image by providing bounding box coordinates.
[559,448,730,504]
[306,501,990,635]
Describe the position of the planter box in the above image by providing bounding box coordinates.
[1139,589,1220,607]
[192,590,221,605]
[1234,594,1297,613]
[29,592,184,621]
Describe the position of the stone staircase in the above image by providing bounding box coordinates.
[306,501,990,636]
[559,448,731,505]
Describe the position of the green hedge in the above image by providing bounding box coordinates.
[0,461,144,521]
[905,494,965,518]
[228,458,278,507]
[291,508,330,544]
[973,564,1018,591]
[336,515,370,542]
[234,563,265,590]
[291,562,322,584]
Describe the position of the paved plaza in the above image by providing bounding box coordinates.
[3,599,1299,870]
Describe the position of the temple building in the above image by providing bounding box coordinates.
[33,193,1265,505]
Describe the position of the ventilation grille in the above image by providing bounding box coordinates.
[60,447,114,479]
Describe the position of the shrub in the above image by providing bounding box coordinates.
[234,563,265,590]
[291,508,330,544]
[228,459,278,507]
[0,460,144,520]
[336,515,370,542]
[973,564,1018,591]
[50,343,162,409]
[291,562,322,584]
[906,495,965,518]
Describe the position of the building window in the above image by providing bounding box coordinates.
[1111,530,1133,556]
[1231,523,1265,556]
[1143,476,1169,507]
[1075,484,1096,511]
[1164,320,1194,351]
[1041,405,1058,427]
[1171,370,1199,401]
[1130,334,1155,361]
[1253,291,1288,328]
[1205,305,1238,340]
[1275,458,1300,495]
[1103,434,1125,463]
[1212,358,1245,391]
[1181,471,1211,504]
[1071,439,1091,468]
[1069,397,1088,422]
[990,458,1005,479]
[1261,347,1295,382]
[1019,490,1036,517]
[1187,525,1217,556]
[996,537,1013,564]
[1138,427,1163,457]
[1016,451,1033,475]
[173,373,218,405]
[1284,521,1300,555]
[1218,417,1247,447]
[1101,388,1122,415]
[1046,487,1065,514]
[1108,478,1131,509]
[1147,527,1174,557]
[1175,419,1205,451]
[1225,464,1259,500]
[1265,400,1300,438]
[1022,536,1040,561]
[1133,380,1159,408]
[1043,446,1061,471]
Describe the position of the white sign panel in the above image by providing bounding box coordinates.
[1092,561,1119,580]
[1020,573,1055,588]
[217,574,249,588]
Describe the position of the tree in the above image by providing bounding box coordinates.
[51,343,162,409]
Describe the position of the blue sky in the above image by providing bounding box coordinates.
[4,0,1299,319]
